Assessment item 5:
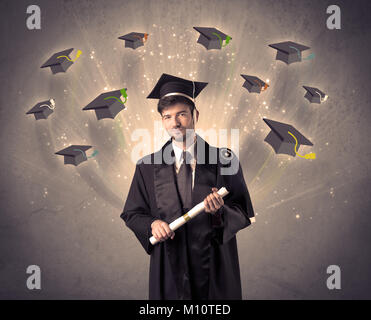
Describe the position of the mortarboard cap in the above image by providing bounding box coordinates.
[83,89,127,120]
[55,145,92,166]
[118,32,148,49]
[193,27,232,50]
[303,86,328,104]
[26,99,56,120]
[41,48,75,74]
[147,73,208,102]
[268,41,310,65]
[241,74,269,93]
[263,118,315,159]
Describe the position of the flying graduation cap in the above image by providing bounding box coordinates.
[26,99,56,120]
[241,75,269,94]
[303,86,328,104]
[118,32,148,49]
[83,89,127,120]
[41,48,76,74]
[193,27,232,50]
[268,41,311,65]
[147,73,208,102]
[263,118,316,159]
[55,145,92,166]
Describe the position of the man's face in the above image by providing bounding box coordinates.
[161,103,196,142]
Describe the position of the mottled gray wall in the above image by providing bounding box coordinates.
[0,0,370,299]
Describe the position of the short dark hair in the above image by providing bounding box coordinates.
[157,95,196,116]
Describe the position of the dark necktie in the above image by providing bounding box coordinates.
[177,151,193,212]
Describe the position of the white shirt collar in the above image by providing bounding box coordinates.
[172,138,196,163]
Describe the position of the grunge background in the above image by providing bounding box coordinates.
[0,0,370,299]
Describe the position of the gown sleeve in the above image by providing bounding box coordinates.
[212,153,255,245]
[120,164,157,255]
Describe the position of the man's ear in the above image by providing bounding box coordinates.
[194,109,199,123]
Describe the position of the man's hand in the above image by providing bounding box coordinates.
[204,187,224,214]
[151,220,175,242]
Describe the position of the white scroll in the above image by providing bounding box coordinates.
[149,187,229,245]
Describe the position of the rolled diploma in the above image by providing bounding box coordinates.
[149,187,229,245]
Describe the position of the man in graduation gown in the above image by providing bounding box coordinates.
[121,74,254,300]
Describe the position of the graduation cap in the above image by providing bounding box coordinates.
[268,41,311,65]
[55,145,93,166]
[303,86,328,104]
[263,118,316,159]
[118,32,148,49]
[40,48,77,74]
[26,99,56,120]
[193,27,232,50]
[83,89,127,120]
[147,73,208,103]
[241,75,269,93]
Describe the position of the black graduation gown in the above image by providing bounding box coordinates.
[121,135,254,300]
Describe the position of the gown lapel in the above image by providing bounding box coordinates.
[153,138,192,299]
